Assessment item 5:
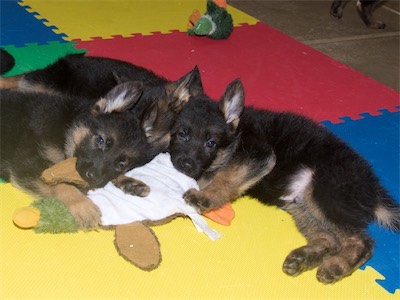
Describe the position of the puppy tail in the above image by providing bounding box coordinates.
[375,193,400,232]
[0,48,15,74]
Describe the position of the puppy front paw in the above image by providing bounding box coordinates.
[183,188,212,212]
[68,198,101,230]
[113,176,150,197]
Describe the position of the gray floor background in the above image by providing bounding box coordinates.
[230,0,400,91]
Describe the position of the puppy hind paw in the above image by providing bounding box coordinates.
[283,253,308,277]
[283,246,324,277]
[316,256,357,284]
[316,264,346,284]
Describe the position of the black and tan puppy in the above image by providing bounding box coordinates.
[0,82,167,229]
[168,79,400,283]
[330,0,385,29]
[0,52,204,188]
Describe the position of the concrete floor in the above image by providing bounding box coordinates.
[230,1,400,91]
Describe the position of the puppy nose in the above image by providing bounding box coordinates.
[85,169,95,180]
[179,158,194,174]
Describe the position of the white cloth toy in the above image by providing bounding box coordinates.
[88,153,221,240]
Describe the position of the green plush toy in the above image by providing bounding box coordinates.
[188,0,233,39]
[13,198,78,233]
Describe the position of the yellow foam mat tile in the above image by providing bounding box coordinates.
[20,0,259,41]
[1,182,398,299]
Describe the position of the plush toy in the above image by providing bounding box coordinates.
[12,154,235,271]
[187,0,233,39]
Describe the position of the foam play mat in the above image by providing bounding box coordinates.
[1,0,399,298]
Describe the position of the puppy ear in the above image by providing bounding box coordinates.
[219,79,245,128]
[165,66,204,112]
[92,81,143,114]
[141,101,158,139]
[185,66,204,97]
[111,71,124,84]
[141,101,172,151]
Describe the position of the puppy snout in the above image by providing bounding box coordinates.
[178,158,195,175]
[77,162,100,185]
[85,169,96,180]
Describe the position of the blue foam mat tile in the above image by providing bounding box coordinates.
[0,0,67,47]
[321,109,400,293]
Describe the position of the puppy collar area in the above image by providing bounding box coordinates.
[88,153,222,241]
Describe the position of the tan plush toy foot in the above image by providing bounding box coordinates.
[115,222,161,271]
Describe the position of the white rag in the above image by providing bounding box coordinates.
[87,153,221,240]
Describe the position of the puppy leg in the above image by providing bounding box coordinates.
[283,232,340,277]
[330,0,349,19]
[316,232,373,283]
[357,0,385,29]
[184,153,276,211]
[283,195,373,283]
[283,201,341,277]
[38,181,101,229]
[0,75,22,89]
[112,175,150,197]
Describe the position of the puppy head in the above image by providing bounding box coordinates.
[67,82,156,188]
[137,66,205,153]
[169,79,245,179]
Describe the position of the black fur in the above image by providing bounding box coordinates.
[0,49,15,74]
[330,0,385,29]
[17,53,203,118]
[23,53,164,98]
[169,79,400,283]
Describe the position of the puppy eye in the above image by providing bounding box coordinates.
[206,139,216,148]
[96,135,112,150]
[177,129,189,141]
[177,130,186,137]
[96,136,105,146]
[115,160,127,172]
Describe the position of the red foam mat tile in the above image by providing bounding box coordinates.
[74,22,399,123]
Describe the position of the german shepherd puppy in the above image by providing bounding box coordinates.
[0,52,203,154]
[0,81,170,229]
[330,0,385,29]
[168,79,400,283]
